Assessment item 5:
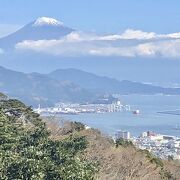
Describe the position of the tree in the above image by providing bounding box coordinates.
[115,138,133,148]
[0,98,97,179]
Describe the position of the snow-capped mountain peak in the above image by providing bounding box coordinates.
[0,17,74,49]
[33,17,64,27]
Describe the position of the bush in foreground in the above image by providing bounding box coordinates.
[0,99,97,179]
[115,138,133,148]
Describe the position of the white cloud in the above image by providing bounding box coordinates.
[136,40,180,58]
[0,48,4,54]
[15,30,180,58]
[159,32,180,39]
[16,38,100,56]
[96,29,180,41]
[89,47,136,57]
[120,29,156,40]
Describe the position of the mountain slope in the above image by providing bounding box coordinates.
[0,17,74,49]
[0,66,94,106]
[48,68,180,95]
[1,65,180,107]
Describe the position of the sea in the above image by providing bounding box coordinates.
[60,95,180,138]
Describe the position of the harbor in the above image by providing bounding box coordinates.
[34,100,131,115]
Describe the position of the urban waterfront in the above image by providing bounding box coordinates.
[60,95,180,137]
[38,94,180,159]
[58,95,180,160]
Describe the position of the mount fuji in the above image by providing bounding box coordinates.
[0,17,74,49]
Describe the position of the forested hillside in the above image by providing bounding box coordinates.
[0,94,97,179]
[0,93,179,179]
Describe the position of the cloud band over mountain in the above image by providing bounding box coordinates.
[15,29,180,58]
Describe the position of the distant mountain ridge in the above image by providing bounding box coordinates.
[0,66,180,107]
[48,68,180,95]
[0,66,94,106]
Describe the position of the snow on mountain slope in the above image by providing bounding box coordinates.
[33,17,64,26]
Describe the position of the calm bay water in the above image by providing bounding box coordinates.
[61,95,180,137]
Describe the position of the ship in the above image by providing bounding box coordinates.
[132,109,140,115]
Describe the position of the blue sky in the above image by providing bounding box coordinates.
[0,0,180,35]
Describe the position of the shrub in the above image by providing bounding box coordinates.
[0,98,97,179]
[115,138,133,148]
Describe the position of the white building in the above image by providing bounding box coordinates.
[115,130,131,140]
[149,134,164,141]
[141,131,148,138]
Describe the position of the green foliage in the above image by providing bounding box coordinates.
[160,170,174,179]
[71,121,85,132]
[150,157,164,168]
[143,150,163,168]
[0,98,97,179]
[115,138,133,148]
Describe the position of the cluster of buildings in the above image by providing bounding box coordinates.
[134,131,180,160]
[34,101,131,115]
[115,130,180,160]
